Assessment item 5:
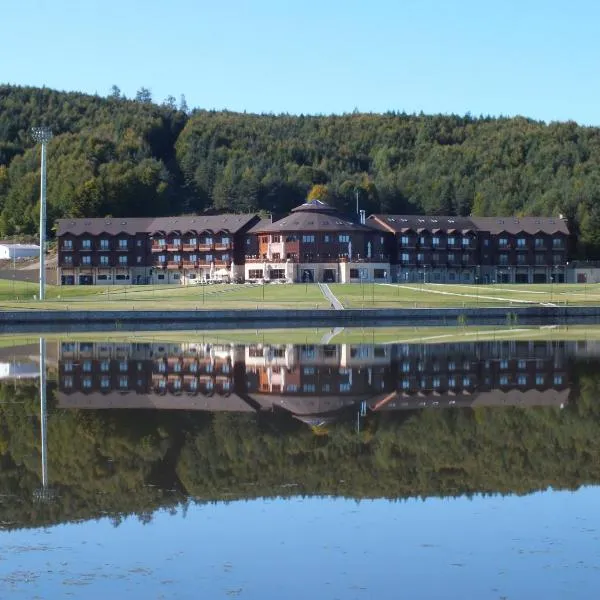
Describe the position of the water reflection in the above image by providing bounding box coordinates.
[55,339,572,423]
[1,336,599,530]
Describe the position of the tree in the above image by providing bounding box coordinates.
[135,87,152,103]
[179,94,189,114]
[307,184,329,202]
[163,95,177,111]
[109,85,121,100]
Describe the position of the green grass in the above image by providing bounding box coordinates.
[3,324,600,347]
[330,282,600,308]
[1,279,600,310]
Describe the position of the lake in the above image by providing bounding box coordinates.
[1,332,600,598]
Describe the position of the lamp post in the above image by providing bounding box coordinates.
[31,127,53,301]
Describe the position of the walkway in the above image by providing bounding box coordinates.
[318,283,344,310]
[318,283,345,343]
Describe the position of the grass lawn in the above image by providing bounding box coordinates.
[3,324,600,347]
[330,282,600,308]
[0,281,329,310]
[1,280,600,310]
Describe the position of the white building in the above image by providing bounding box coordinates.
[0,243,40,260]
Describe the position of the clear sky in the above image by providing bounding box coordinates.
[3,0,600,125]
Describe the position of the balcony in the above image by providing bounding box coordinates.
[183,260,198,268]
[167,261,182,269]
[214,243,231,251]
[198,243,214,251]
[534,245,546,252]
[116,245,129,252]
[167,243,182,252]
[183,244,198,252]
[151,244,166,253]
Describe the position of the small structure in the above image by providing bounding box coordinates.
[0,243,40,260]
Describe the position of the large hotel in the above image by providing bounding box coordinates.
[56,200,571,285]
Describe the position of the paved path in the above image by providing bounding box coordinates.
[318,283,344,310]
[317,283,344,343]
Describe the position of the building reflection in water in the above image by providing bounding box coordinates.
[51,338,580,429]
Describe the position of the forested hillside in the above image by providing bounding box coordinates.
[2,84,600,255]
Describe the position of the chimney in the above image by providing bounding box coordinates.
[359,209,366,225]
[559,213,565,220]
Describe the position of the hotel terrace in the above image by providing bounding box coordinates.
[56,200,571,285]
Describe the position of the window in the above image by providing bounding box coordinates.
[158,238,166,247]
[401,379,410,389]
[447,253,455,263]
[174,254,181,263]
[462,377,471,387]
[302,235,315,243]
[101,377,110,389]
[518,359,526,369]
[401,235,410,245]
[303,383,316,392]
[432,377,441,389]
[249,269,264,279]
[432,237,440,246]
[63,360,74,372]
[499,254,508,265]
[350,268,359,279]
[339,383,351,392]
[188,238,197,246]
[535,238,545,248]
[82,255,91,265]
[448,361,456,371]
[448,377,456,388]
[448,272,456,281]
[189,254,197,262]
[119,360,128,372]
[448,236,456,246]
[136,256,143,264]
[286,384,298,392]
[271,235,280,243]
[158,255,166,264]
[499,238,508,247]
[172,238,181,246]
[157,274,165,280]
[535,255,546,266]
[402,361,410,373]
[118,239,128,250]
[517,238,527,248]
[83,360,92,372]
[119,376,128,388]
[517,254,526,265]
[417,253,424,262]
[419,236,426,245]
[119,255,128,265]
[500,359,509,369]
[271,269,285,279]
[63,239,73,249]
[100,360,110,372]
[552,238,563,248]
[222,253,230,262]
[554,375,563,385]
[323,234,331,243]
[204,254,213,263]
[462,237,470,247]
[203,237,213,245]
[221,237,230,245]
[483,239,490,247]
[100,255,109,266]
[136,239,143,247]
[374,269,386,279]
[553,255,562,265]
[518,375,528,385]
[536,375,545,385]
[401,253,410,263]
[339,234,350,243]
[82,239,92,250]
[83,377,92,389]
[500,375,509,385]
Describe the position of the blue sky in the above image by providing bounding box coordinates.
[3,0,600,124]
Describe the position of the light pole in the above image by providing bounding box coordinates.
[31,127,53,301]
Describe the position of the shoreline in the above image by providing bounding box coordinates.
[2,305,600,332]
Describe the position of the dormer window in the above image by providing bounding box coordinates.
[81,239,92,250]
[100,239,110,250]
[118,239,128,250]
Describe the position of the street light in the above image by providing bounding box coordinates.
[31,127,53,301]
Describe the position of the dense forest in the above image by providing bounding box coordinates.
[2,84,600,255]
[3,359,600,530]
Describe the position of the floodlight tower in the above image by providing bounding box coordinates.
[31,127,53,301]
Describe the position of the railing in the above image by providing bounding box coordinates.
[116,246,129,252]
[183,261,197,268]
[183,244,198,252]
[198,244,214,251]
[151,245,165,253]
[167,244,182,251]
[166,261,182,269]
[214,243,231,251]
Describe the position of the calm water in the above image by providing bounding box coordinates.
[1,335,600,598]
